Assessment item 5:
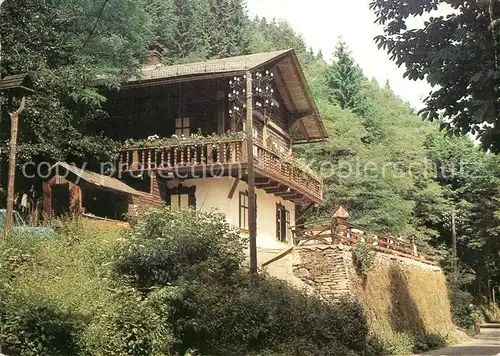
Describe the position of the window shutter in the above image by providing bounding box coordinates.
[276,204,281,241]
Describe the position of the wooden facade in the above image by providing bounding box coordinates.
[103,77,292,152]
[105,50,327,207]
[41,50,327,231]
[43,163,150,221]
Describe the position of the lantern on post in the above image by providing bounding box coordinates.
[331,205,350,236]
[0,73,34,233]
[253,70,277,124]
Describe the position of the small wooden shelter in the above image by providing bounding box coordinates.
[43,162,144,220]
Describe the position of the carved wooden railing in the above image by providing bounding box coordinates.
[119,139,247,171]
[253,144,323,202]
[118,139,323,202]
[292,224,438,265]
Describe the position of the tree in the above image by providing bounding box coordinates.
[147,0,251,64]
[249,17,309,58]
[206,0,250,58]
[0,0,154,169]
[424,132,500,294]
[370,0,500,153]
[327,39,364,110]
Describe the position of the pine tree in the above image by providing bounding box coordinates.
[205,0,250,58]
[169,0,209,61]
[327,39,364,110]
[147,0,250,63]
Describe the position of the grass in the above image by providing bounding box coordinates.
[2,218,125,331]
[356,262,456,354]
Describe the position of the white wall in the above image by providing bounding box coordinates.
[166,177,295,250]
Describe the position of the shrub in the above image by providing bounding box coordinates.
[114,207,382,356]
[80,291,173,355]
[0,232,40,294]
[416,333,447,351]
[152,276,382,356]
[1,209,386,355]
[378,331,415,355]
[114,207,246,289]
[352,241,376,276]
[0,288,84,356]
[480,302,500,323]
[447,273,483,331]
[0,220,124,355]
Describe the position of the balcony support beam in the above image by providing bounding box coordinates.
[255,178,272,186]
[228,172,243,199]
[259,181,282,190]
[284,194,305,202]
[265,184,289,194]
[275,189,299,198]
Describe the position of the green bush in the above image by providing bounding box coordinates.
[447,274,483,331]
[1,209,386,355]
[114,207,246,289]
[0,232,40,295]
[115,208,383,356]
[378,331,416,355]
[480,302,500,323]
[1,289,84,355]
[352,241,376,276]
[144,276,381,356]
[80,291,173,355]
[415,333,447,352]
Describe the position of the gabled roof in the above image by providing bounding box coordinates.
[126,49,328,143]
[0,73,34,93]
[51,162,144,196]
[332,205,350,219]
[131,49,292,82]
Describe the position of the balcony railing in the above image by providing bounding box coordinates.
[253,144,322,203]
[119,138,323,203]
[120,139,246,171]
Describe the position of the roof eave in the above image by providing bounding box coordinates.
[287,50,329,141]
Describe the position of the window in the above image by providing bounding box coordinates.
[171,193,190,211]
[175,117,190,136]
[167,185,196,210]
[276,203,290,243]
[239,191,257,232]
[239,192,249,231]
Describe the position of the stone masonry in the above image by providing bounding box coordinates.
[292,245,354,299]
[262,243,442,301]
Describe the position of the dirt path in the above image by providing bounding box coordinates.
[420,325,500,356]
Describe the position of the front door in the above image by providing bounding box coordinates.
[276,203,290,243]
[52,183,70,217]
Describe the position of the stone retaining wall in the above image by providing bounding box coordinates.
[263,243,442,300]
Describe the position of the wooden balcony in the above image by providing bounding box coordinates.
[118,139,323,204]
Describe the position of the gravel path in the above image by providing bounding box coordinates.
[420,325,500,356]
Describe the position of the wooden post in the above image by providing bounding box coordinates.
[246,71,257,276]
[493,285,498,322]
[5,96,26,233]
[451,207,458,273]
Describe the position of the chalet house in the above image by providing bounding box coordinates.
[44,49,328,249]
